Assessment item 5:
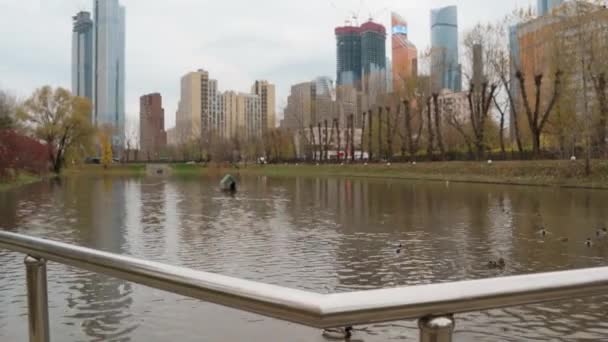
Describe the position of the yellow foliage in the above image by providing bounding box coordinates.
[99,130,113,168]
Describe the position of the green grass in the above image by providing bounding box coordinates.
[66,164,147,175]
[64,160,608,190]
[0,173,42,192]
[171,160,608,189]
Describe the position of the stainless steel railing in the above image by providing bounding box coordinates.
[1,231,608,342]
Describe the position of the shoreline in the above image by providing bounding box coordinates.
[65,160,608,190]
[0,173,44,192]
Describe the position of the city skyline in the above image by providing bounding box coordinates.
[0,0,537,130]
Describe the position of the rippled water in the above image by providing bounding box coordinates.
[1,175,608,341]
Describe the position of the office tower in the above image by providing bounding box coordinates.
[139,93,166,160]
[538,0,564,16]
[71,11,94,101]
[251,80,276,131]
[431,5,461,92]
[282,82,316,129]
[176,70,205,143]
[93,0,126,146]
[391,12,418,92]
[336,25,362,87]
[360,21,387,79]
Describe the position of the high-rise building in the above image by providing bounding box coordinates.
[139,93,166,160]
[223,92,262,140]
[335,20,387,90]
[176,69,267,144]
[93,0,126,147]
[360,21,387,79]
[391,12,418,93]
[282,82,316,129]
[335,25,362,87]
[71,11,94,101]
[251,81,276,131]
[538,0,564,16]
[431,5,461,92]
[176,70,205,143]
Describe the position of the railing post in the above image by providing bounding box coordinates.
[24,256,50,342]
[418,315,454,342]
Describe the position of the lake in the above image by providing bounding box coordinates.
[1,174,607,341]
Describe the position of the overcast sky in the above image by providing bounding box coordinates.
[0,0,535,130]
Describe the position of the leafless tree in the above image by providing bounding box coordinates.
[516,71,562,157]
[432,93,446,159]
[426,97,435,159]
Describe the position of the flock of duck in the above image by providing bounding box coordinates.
[392,227,608,272]
[323,226,607,340]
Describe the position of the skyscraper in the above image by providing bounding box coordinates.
[93,0,126,147]
[335,25,362,87]
[335,20,387,91]
[251,80,276,131]
[431,6,461,92]
[537,0,564,16]
[71,11,94,101]
[360,21,386,79]
[391,12,418,93]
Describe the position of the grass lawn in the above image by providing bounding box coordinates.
[66,160,608,190]
[0,173,42,192]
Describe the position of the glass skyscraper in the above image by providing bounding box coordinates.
[537,0,564,16]
[360,21,386,79]
[71,12,94,102]
[336,26,362,87]
[94,0,126,147]
[430,5,461,92]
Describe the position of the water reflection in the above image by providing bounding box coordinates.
[0,175,607,341]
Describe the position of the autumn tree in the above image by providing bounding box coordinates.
[99,127,113,168]
[18,86,94,173]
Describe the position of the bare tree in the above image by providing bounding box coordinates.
[377,107,383,160]
[426,97,435,159]
[516,71,562,157]
[360,111,367,161]
[368,109,373,161]
[468,82,498,159]
[432,93,446,159]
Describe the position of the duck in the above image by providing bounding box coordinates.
[488,258,506,269]
[322,326,353,340]
[538,228,548,237]
[586,238,593,247]
[560,237,569,243]
[596,227,608,238]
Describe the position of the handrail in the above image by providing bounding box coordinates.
[1,231,608,341]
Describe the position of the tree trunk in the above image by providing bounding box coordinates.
[309,125,316,162]
[432,94,445,159]
[336,118,342,163]
[426,97,434,160]
[317,122,322,162]
[386,106,393,161]
[368,110,373,161]
[360,112,367,161]
[377,107,383,161]
[594,74,607,157]
[350,114,357,163]
[500,110,506,159]
[324,120,329,162]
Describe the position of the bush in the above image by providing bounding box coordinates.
[0,130,48,179]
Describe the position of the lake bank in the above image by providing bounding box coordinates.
[0,173,43,192]
[69,160,608,190]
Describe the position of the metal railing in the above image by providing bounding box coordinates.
[1,231,608,342]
